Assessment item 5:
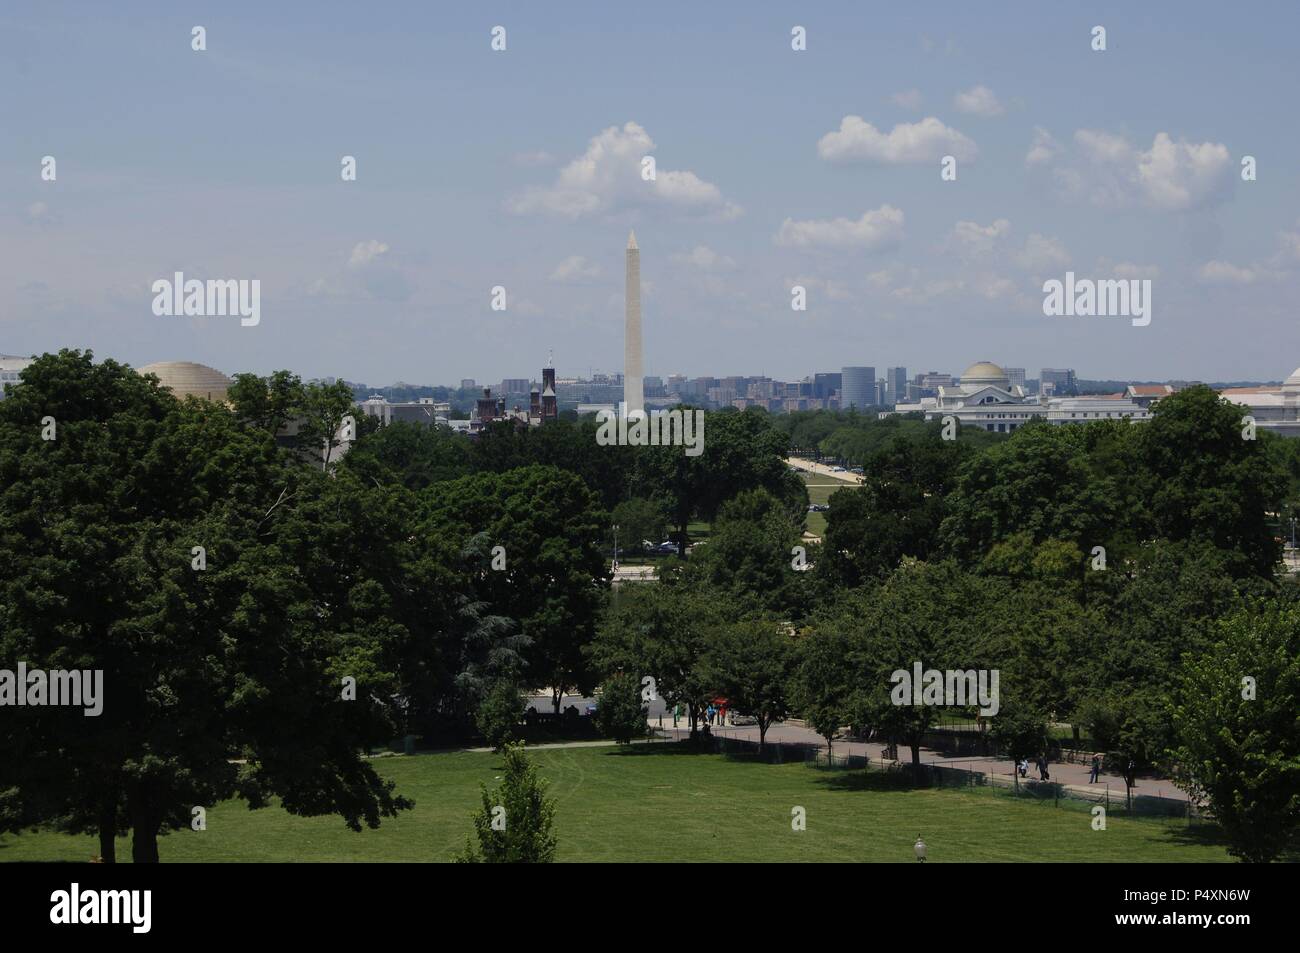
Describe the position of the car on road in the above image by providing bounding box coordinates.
[829,465,847,472]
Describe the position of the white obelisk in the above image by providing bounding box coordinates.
[623,230,644,416]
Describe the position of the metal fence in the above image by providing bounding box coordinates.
[704,733,1202,822]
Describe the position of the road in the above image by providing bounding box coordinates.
[787,456,864,484]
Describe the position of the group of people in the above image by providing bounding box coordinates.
[1017,756,1052,781]
[1019,754,1119,786]
[669,701,728,728]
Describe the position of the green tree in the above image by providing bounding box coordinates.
[475,680,526,751]
[703,619,795,752]
[790,627,853,762]
[611,496,668,550]
[296,379,357,469]
[226,369,304,436]
[1171,601,1300,862]
[594,671,647,744]
[0,351,412,862]
[455,744,557,863]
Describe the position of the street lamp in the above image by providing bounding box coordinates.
[612,523,619,571]
[914,835,927,862]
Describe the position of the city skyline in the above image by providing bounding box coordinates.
[5,2,1300,385]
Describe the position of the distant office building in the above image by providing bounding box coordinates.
[841,366,876,409]
[0,354,34,399]
[501,378,530,399]
[1041,368,1077,396]
[1005,367,1026,390]
[460,379,476,391]
[885,366,908,404]
[813,372,841,400]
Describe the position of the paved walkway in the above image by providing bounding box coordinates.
[644,717,1190,802]
[787,456,864,484]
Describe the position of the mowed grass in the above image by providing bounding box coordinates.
[0,745,1232,862]
[802,472,856,537]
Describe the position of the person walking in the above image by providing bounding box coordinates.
[672,702,681,729]
[1037,756,1049,781]
[1089,755,1101,783]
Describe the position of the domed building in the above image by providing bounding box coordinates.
[890,359,1150,432]
[959,361,1012,394]
[137,361,232,403]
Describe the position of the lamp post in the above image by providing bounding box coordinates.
[612,523,619,571]
[914,835,927,863]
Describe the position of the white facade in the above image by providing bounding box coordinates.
[0,355,34,399]
[1222,367,1300,437]
[889,361,1150,432]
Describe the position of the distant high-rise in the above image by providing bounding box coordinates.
[841,366,876,409]
[1041,367,1077,396]
[624,231,643,415]
[885,366,908,404]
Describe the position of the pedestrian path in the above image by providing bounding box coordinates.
[645,717,1189,802]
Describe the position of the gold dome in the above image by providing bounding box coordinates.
[138,361,232,403]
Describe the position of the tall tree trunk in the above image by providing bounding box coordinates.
[129,786,161,864]
[758,718,768,755]
[97,793,117,864]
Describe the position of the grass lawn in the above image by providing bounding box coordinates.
[802,472,856,537]
[0,744,1232,862]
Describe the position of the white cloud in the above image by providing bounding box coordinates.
[550,255,601,282]
[1025,127,1062,166]
[1074,129,1132,164]
[1013,233,1070,272]
[673,245,735,270]
[891,89,923,109]
[775,205,905,250]
[946,218,1011,257]
[348,239,389,267]
[1135,132,1233,211]
[1199,260,1258,284]
[817,116,977,164]
[508,121,741,220]
[953,85,1003,117]
[1055,130,1233,211]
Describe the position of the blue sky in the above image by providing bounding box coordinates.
[4,1,1299,385]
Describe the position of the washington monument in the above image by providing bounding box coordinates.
[624,230,643,416]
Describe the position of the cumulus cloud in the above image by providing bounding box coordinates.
[1199,260,1259,284]
[953,85,1003,117]
[343,240,410,300]
[1013,233,1070,272]
[1135,132,1233,211]
[348,239,389,268]
[1025,127,1062,166]
[817,116,977,164]
[775,205,905,249]
[946,219,1011,258]
[673,245,735,270]
[508,121,741,220]
[1047,130,1233,211]
[550,255,601,282]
